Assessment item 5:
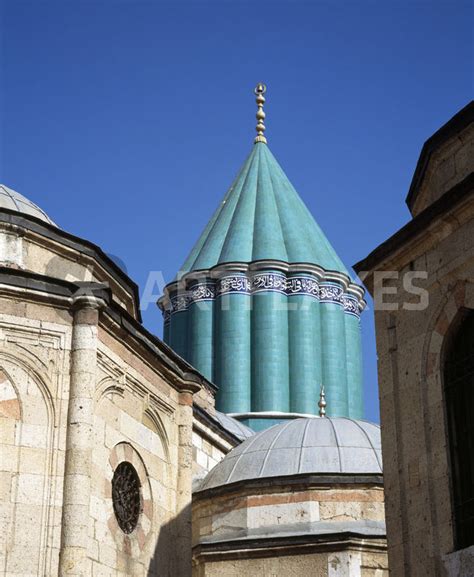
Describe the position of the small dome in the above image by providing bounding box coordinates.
[0,184,57,226]
[214,411,255,441]
[198,417,382,491]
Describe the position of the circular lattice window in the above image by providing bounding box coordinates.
[112,461,142,534]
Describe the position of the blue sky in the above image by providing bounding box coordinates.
[1,0,472,422]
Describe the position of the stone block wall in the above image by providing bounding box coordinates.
[0,299,72,575]
[0,219,136,316]
[192,482,387,577]
[0,291,194,577]
[366,200,474,575]
[193,484,385,544]
[87,333,182,577]
[192,418,234,482]
[411,122,474,216]
[193,550,388,577]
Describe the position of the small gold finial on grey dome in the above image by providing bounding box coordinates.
[318,384,327,418]
[254,82,267,144]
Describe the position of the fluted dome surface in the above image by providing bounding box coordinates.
[199,417,382,491]
[0,184,56,226]
[180,143,348,275]
[162,140,365,427]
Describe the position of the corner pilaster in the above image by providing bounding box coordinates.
[59,292,106,576]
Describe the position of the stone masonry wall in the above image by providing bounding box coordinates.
[0,291,192,577]
[0,298,72,575]
[87,328,182,577]
[193,549,389,577]
[193,484,385,546]
[192,418,234,487]
[370,208,474,576]
[0,222,135,315]
[411,122,474,216]
[192,483,387,577]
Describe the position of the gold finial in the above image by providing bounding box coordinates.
[318,385,327,418]
[254,83,267,144]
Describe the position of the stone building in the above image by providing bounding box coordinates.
[355,100,474,576]
[0,184,207,575]
[0,85,387,577]
[0,183,254,575]
[193,417,386,577]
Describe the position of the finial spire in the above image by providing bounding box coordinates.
[254,83,267,144]
[318,385,327,418]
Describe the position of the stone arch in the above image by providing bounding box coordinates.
[0,367,22,420]
[95,375,125,403]
[0,352,57,576]
[419,280,473,565]
[143,406,170,464]
[107,442,154,556]
[442,307,474,550]
[422,281,471,381]
[94,376,170,466]
[0,348,55,425]
[91,380,172,568]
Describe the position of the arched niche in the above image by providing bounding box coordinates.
[442,308,474,550]
[94,377,170,465]
[420,280,474,559]
[0,354,56,575]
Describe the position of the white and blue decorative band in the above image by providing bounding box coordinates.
[216,273,318,297]
[342,295,360,318]
[216,275,252,296]
[170,294,190,312]
[286,275,319,297]
[188,281,216,303]
[251,272,287,294]
[319,282,344,304]
[165,274,362,318]
[163,294,188,325]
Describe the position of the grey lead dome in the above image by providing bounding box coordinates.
[198,417,382,491]
[0,184,57,226]
[214,411,255,441]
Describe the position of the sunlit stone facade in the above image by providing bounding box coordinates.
[356,101,474,576]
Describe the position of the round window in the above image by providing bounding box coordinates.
[112,461,142,534]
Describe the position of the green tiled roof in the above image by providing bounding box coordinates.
[180,142,349,275]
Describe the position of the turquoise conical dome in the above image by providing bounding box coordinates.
[160,135,365,431]
[181,143,348,275]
